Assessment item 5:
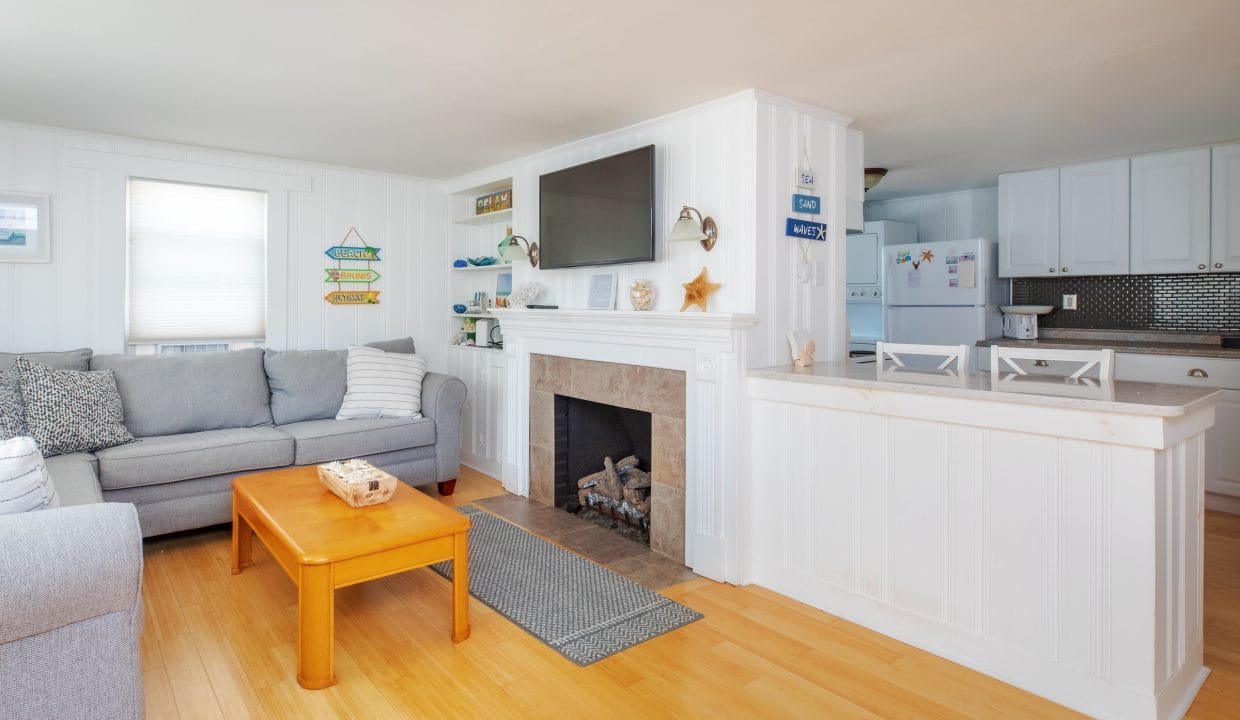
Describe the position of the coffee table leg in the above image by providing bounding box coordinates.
[452,530,471,643]
[231,503,253,575]
[297,563,336,689]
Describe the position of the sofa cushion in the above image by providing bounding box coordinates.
[95,427,294,490]
[337,346,430,420]
[15,358,135,457]
[264,337,417,425]
[277,417,436,465]
[43,452,104,506]
[0,436,59,514]
[0,368,26,440]
[0,347,91,372]
[90,347,274,437]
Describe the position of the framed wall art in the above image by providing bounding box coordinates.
[0,192,51,263]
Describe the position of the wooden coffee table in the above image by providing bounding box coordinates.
[230,466,471,689]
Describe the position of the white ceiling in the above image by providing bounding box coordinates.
[3,1,1238,199]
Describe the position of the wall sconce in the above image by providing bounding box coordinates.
[668,206,718,251]
[499,233,539,267]
[864,168,889,192]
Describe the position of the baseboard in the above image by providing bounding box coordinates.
[1205,491,1240,515]
[460,453,500,479]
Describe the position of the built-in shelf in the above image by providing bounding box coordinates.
[451,312,492,319]
[453,208,512,226]
[451,264,512,272]
[450,344,502,353]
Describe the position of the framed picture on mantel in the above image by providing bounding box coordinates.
[587,273,617,310]
[0,192,51,263]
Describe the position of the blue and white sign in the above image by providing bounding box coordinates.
[785,217,828,241]
[792,193,821,215]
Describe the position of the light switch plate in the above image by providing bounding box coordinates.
[1062,294,1078,310]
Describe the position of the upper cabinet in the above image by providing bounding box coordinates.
[845,232,880,285]
[1059,158,1130,276]
[998,168,1059,277]
[1213,143,1240,272]
[1130,147,1211,274]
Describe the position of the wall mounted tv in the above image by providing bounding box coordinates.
[538,145,655,269]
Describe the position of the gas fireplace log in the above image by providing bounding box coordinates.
[622,484,651,516]
[576,455,638,491]
[601,456,625,499]
[623,468,651,489]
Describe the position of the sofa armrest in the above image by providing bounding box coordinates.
[420,371,467,483]
[0,503,143,645]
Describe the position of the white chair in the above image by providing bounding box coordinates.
[989,345,1114,380]
[876,342,972,373]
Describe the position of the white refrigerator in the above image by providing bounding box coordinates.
[882,238,1005,351]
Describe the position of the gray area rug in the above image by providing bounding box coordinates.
[431,505,703,665]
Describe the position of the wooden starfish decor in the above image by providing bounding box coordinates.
[680,266,722,312]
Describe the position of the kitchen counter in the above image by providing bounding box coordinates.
[976,327,1240,359]
[746,358,1215,719]
[750,360,1218,418]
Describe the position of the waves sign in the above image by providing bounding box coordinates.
[785,218,829,241]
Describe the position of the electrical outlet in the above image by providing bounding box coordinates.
[1062,294,1078,310]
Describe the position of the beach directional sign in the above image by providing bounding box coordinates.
[325,268,381,283]
[324,245,381,262]
[324,290,380,305]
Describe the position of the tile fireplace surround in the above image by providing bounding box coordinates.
[528,355,686,561]
[491,308,759,583]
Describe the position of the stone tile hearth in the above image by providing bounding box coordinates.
[527,354,687,564]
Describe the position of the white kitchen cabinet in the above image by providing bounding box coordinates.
[445,345,505,477]
[845,232,879,285]
[1059,158,1129,275]
[998,168,1059,277]
[1130,147,1211,274]
[1212,143,1240,272]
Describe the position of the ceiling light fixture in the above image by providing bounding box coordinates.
[864,168,889,192]
[668,206,718,251]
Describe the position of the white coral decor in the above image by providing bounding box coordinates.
[509,281,544,308]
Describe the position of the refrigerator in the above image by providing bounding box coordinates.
[882,238,1005,357]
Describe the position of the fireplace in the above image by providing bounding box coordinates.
[528,354,686,563]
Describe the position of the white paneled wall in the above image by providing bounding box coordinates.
[0,121,446,367]
[865,187,999,243]
[444,346,504,476]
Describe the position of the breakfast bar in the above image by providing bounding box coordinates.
[745,362,1218,720]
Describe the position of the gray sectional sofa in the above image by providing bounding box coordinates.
[0,338,465,718]
[13,337,465,537]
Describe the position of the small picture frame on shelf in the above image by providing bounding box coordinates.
[587,273,617,310]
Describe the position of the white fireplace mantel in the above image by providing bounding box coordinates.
[491,308,758,583]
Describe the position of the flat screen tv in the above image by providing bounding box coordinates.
[538,145,655,269]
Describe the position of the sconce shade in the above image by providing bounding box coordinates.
[668,206,718,251]
[499,233,539,267]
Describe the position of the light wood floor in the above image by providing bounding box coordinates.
[140,467,1240,719]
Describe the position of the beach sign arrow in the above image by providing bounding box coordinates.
[324,245,381,262]
[325,268,381,283]
[324,290,380,305]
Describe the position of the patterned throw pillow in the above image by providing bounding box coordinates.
[0,367,26,440]
[336,345,430,420]
[0,436,60,515]
[14,357,135,457]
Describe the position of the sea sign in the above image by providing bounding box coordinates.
[792,193,821,215]
[324,245,381,261]
[324,290,380,305]
[785,217,828,241]
[324,268,381,283]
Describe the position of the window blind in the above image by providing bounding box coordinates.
[128,179,267,343]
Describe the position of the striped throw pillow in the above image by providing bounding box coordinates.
[0,436,60,515]
[336,346,430,420]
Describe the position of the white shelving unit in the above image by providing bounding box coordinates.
[446,177,516,477]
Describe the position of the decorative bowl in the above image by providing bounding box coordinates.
[452,259,468,268]
[452,304,467,314]
[467,256,498,266]
[999,305,1056,315]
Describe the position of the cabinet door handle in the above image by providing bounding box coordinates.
[1048,267,1056,273]
[1188,368,1208,378]
[1061,267,1069,273]
[1198,264,1207,270]
[1216,262,1224,269]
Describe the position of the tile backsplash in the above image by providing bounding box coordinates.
[1011,273,1240,333]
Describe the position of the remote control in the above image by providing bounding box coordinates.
[526,304,559,309]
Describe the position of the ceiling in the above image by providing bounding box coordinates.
[3,1,1238,200]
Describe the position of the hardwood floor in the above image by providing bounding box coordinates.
[140,468,1240,718]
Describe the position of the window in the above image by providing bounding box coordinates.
[127,179,267,345]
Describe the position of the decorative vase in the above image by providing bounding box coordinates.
[629,279,655,311]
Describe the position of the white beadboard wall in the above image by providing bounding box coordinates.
[445,90,860,367]
[865,187,999,243]
[0,121,447,368]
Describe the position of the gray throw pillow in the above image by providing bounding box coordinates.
[264,337,417,425]
[14,357,135,457]
[0,368,26,440]
[0,347,92,372]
